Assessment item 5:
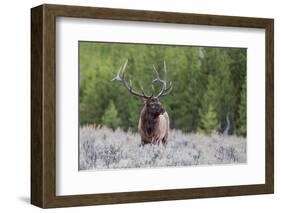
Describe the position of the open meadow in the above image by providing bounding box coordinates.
[79,126,246,170]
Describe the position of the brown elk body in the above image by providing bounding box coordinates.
[112,60,172,145]
[138,98,169,145]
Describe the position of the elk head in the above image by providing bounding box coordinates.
[112,60,172,145]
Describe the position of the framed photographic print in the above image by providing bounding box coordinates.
[31,4,274,208]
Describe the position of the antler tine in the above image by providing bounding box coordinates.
[138,82,151,97]
[157,82,172,97]
[112,60,150,99]
[152,61,173,98]
[163,61,167,84]
[152,65,162,83]
[120,59,128,78]
[151,84,155,92]
[159,81,173,97]
[152,65,158,77]
[161,61,167,90]
[111,63,123,82]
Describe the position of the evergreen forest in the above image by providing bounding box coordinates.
[79,42,247,136]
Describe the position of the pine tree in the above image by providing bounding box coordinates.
[198,74,219,134]
[201,48,236,133]
[127,98,141,131]
[198,104,219,134]
[101,101,121,130]
[170,47,203,132]
[237,81,246,135]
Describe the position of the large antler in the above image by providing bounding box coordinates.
[112,60,152,99]
[152,61,173,98]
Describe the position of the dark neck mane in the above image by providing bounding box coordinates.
[141,106,158,136]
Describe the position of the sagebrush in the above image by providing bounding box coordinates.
[79,126,246,170]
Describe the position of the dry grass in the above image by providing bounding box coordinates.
[79,126,246,170]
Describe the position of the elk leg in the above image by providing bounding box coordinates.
[151,137,158,145]
[162,134,168,146]
[140,137,151,146]
[140,139,145,146]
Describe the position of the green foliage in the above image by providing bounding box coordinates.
[101,101,121,130]
[198,104,219,134]
[237,81,247,135]
[79,42,247,136]
[198,74,219,134]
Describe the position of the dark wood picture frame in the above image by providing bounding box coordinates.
[31,4,274,208]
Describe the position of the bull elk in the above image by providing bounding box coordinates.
[112,60,172,145]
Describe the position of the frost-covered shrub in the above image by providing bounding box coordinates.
[79,126,246,170]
